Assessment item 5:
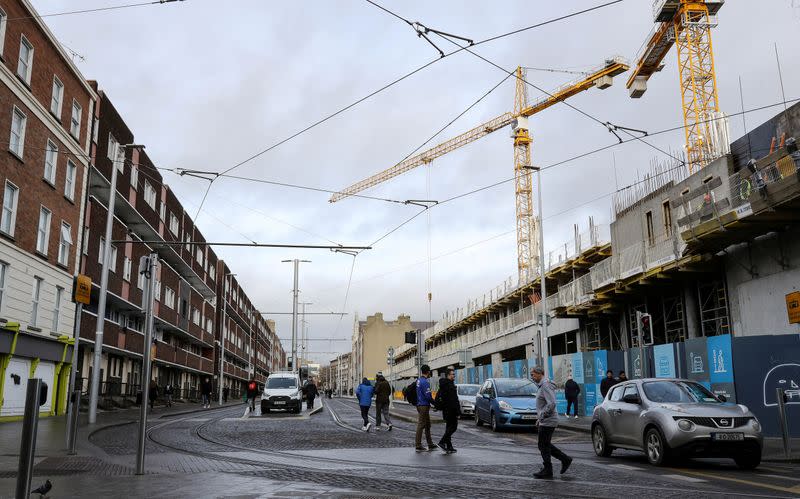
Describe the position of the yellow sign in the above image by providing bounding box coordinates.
[73,274,92,305]
[786,291,800,324]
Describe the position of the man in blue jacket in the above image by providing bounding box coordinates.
[355,378,374,432]
[415,365,436,452]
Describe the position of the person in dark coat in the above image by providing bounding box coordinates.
[148,379,158,410]
[599,370,617,400]
[434,368,461,453]
[163,383,174,407]
[305,379,319,410]
[564,376,580,418]
[200,377,213,408]
[222,386,229,403]
[246,378,258,411]
[373,374,392,431]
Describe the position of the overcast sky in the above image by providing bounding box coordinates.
[36,0,800,363]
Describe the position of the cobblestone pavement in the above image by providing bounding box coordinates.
[3,399,799,498]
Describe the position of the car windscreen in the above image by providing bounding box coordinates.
[495,379,538,397]
[642,380,720,404]
[267,377,297,389]
[457,385,479,396]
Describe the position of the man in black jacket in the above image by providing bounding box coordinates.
[564,376,580,418]
[434,368,461,453]
[599,370,617,400]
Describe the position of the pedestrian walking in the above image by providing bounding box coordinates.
[618,370,627,382]
[434,368,460,453]
[148,379,158,410]
[599,370,617,400]
[564,376,580,418]
[373,374,393,431]
[246,378,258,411]
[415,365,437,452]
[223,386,229,403]
[355,378,374,431]
[531,366,572,479]
[164,383,174,408]
[200,377,213,408]
[306,378,318,410]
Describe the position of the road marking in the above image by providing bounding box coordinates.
[661,474,706,483]
[676,469,800,494]
[760,473,800,482]
[609,464,642,471]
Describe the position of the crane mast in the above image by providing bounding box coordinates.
[627,0,724,173]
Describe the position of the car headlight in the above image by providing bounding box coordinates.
[750,418,761,432]
[460,400,473,407]
[498,400,513,411]
[677,419,695,432]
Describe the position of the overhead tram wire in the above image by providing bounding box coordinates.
[189,1,626,218]
[7,0,185,21]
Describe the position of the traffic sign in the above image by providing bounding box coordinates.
[73,274,92,304]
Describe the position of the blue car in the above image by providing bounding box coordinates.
[474,377,539,432]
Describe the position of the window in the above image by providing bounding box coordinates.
[17,35,33,84]
[52,286,63,331]
[9,106,26,157]
[137,266,145,290]
[107,133,124,172]
[622,384,640,402]
[82,227,89,255]
[159,202,165,221]
[70,100,82,139]
[64,160,76,200]
[58,222,72,266]
[645,210,655,246]
[642,380,721,404]
[192,307,200,326]
[169,213,179,236]
[98,237,117,272]
[36,207,51,255]
[662,200,672,237]
[130,166,138,189]
[164,287,176,309]
[31,277,43,326]
[44,140,58,184]
[1,181,19,236]
[206,318,213,333]
[123,257,132,282]
[0,261,7,312]
[609,385,625,402]
[143,181,156,209]
[0,9,7,55]
[184,234,191,252]
[154,280,161,301]
[196,247,204,266]
[51,76,64,118]
[209,265,215,281]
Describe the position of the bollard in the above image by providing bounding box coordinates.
[775,387,791,458]
[67,390,81,455]
[16,379,42,499]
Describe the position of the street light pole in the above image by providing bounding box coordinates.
[88,142,143,424]
[524,166,549,373]
[218,272,235,405]
[282,259,310,372]
[136,252,158,475]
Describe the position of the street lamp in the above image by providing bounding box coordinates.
[281,259,310,372]
[522,165,548,371]
[88,143,145,424]
[219,272,235,405]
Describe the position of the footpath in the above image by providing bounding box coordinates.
[0,399,345,498]
[383,398,799,463]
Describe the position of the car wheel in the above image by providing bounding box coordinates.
[734,454,761,470]
[475,412,484,426]
[260,400,268,414]
[644,427,669,466]
[592,423,613,457]
[490,411,500,432]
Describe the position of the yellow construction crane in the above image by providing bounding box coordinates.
[626,0,725,173]
[331,58,629,282]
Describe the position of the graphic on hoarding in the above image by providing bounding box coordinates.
[708,335,734,384]
[572,353,585,383]
[654,343,676,378]
[763,363,800,407]
[690,353,704,374]
[594,351,608,383]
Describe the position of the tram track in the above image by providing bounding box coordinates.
[138,401,767,499]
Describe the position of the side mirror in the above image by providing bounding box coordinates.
[717,394,727,402]
[39,382,49,407]
[482,393,490,399]
[622,393,640,405]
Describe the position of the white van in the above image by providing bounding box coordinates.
[261,371,302,413]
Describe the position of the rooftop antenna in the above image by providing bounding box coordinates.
[738,76,752,159]
[61,43,85,63]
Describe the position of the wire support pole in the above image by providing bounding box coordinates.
[112,240,371,250]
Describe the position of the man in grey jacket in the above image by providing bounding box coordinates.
[531,366,573,479]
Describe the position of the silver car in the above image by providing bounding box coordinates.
[456,383,480,418]
[591,378,763,469]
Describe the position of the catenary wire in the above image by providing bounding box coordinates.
[6,0,185,21]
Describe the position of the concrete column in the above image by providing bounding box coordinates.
[684,282,700,338]
[491,352,503,376]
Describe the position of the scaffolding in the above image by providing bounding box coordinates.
[661,292,687,343]
[697,279,729,337]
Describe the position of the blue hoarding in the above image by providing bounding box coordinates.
[653,343,676,378]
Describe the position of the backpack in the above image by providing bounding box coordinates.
[248,381,257,392]
[403,380,418,406]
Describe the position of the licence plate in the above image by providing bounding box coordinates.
[521,415,537,420]
[712,432,744,441]
[274,401,286,405]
